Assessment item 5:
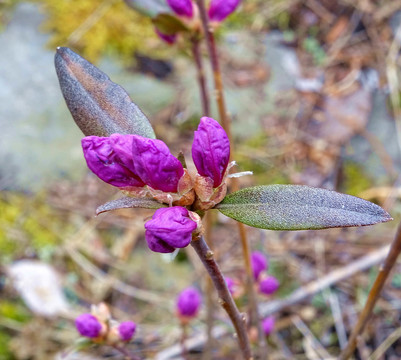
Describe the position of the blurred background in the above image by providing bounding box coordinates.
[1,0,401,358]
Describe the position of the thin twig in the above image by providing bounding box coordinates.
[156,244,390,359]
[191,37,210,116]
[202,211,215,360]
[191,235,253,359]
[340,222,401,360]
[112,344,142,360]
[368,326,401,360]
[195,0,265,352]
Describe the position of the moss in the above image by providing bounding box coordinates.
[35,0,169,64]
[0,193,70,263]
[341,161,373,197]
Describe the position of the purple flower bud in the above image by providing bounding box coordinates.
[155,27,177,44]
[167,0,194,18]
[262,316,275,336]
[131,135,184,193]
[144,207,197,253]
[75,314,102,338]
[192,117,230,187]
[118,321,136,341]
[225,277,235,295]
[259,276,280,295]
[176,287,202,318]
[251,251,268,280]
[208,0,241,22]
[82,135,144,188]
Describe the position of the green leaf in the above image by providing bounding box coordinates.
[55,47,156,139]
[96,197,166,215]
[124,0,172,18]
[216,185,392,230]
[152,13,189,35]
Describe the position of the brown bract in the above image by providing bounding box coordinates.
[193,174,227,211]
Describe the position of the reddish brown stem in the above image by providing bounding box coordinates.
[340,221,401,359]
[191,37,210,116]
[195,0,265,353]
[195,0,230,137]
[191,236,253,359]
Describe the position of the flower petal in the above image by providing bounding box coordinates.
[192,117,230,187]
[208,0,241,22]
[144,207,197,253]
[82,136,144,188]
[176,287,202,318]
[167,0,193,18]
[132,136,184,192]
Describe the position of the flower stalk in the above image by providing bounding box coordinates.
[191,36,210,116]
[195,0,265,351]
[191,235,252,359]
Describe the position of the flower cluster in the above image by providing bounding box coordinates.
[75,303,137,344]
[156,0,241,44]
[176,286,202,324]
[251,251,280,296]
[223,252,280,300]
[82,117,230,253]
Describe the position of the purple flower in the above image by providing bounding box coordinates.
[82,135,145,188]
[208,0,241,22]
[131,135,184,193]
[155,28,177,44]
[259,276,279,295]
[192,117,230,187]
[167,0,194,18]
[262,316,275,336]
[225,277,235,295]
[176,287,202,318]
[144,207,197,253]
[251,251,268,280]
[75,314,102,338]
[118,321,136,341]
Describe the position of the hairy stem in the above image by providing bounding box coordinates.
[191,37,210,116]
[191,236,253,359]
[340,221,401,359]
[202,211,215,360]
[195,0,265,352]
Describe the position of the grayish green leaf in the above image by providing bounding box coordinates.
[54,47,156,139]
[96,197,166,215]
[216,185,392,230]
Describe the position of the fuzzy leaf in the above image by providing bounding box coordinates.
[124,0,172,17]
[152,13,189,35]
[216,185,392,230]
[55,47,156,139]
[96,197,166,215]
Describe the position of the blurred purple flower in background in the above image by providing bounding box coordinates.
[259,275,280,295]
[208,0,241,22]
[176,286,202,318]
[167,0,194,18]
[118,321,137,341]
[192,117,230,187]
[75,313,102,338]
[251,251,268,280]
[225,276,235,295]
[262,316,275,336]
[155,28,177,44]
[145,207,197,253]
